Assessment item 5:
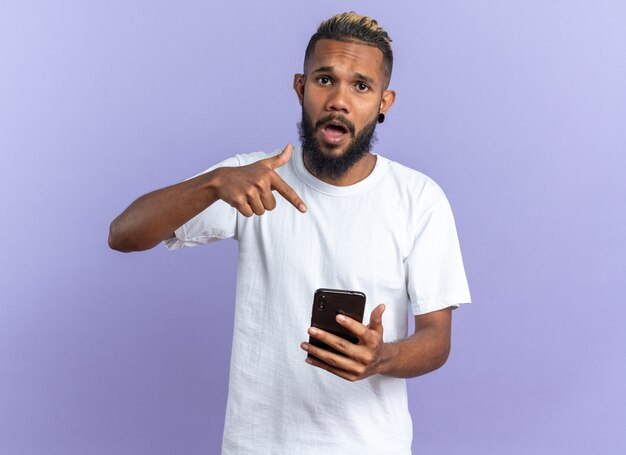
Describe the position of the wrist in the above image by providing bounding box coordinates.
[376,342,399,376]
[196,167,224,205]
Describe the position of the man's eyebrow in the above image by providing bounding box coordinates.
[311,66,377,85]
[354,72,375,85]
[311,66,335,74]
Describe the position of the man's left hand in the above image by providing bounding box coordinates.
[301,303,390,381]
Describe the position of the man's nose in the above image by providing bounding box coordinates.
[324,84,351,114]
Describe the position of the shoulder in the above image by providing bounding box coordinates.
[379,155,448,209]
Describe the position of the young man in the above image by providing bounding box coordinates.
[109,12,470,454]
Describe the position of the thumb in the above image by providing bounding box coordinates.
[268,143,293,169]
[368,304,386,332]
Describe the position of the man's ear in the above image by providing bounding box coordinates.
[293,73,305,105]
[379,89,396,115]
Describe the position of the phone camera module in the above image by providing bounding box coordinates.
[318,295,326,310]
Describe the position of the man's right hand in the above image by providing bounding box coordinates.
[213,143,307,217]
[108,144,306,252]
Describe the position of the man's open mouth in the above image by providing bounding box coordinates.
[321,123,349,143]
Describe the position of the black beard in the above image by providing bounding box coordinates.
[297,110,378,181]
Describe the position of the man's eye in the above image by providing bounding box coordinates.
[318,76,331,85]
[356,82,369,92]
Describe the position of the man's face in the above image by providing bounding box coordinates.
[294,39,395,179]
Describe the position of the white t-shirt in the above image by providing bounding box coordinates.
[165,146,471,454]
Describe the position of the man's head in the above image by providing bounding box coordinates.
[294,12,396,181]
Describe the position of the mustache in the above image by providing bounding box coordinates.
[314,114,356,136]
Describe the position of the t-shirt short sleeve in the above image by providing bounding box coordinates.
[404,192,471,315]
[164,151,273,250]
[164,156,241,250]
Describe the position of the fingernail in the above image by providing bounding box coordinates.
[337,314,346,322]
[308,327,317,335]
[299,203,308,213]
[301,342,309,351]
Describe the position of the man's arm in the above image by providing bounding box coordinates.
[108,144,307,252]
[301,305,452,381]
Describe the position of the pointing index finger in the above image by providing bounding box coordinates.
[266,143,307,213]
[271,172,307,213]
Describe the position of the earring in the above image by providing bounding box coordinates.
[377,113,385,124]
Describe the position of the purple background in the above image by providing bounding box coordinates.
[1,1,625,454]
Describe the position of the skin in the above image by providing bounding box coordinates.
[108,38,453,381]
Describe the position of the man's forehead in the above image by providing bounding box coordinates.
[304,39,385,77]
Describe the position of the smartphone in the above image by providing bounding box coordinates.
[308,288,366,358]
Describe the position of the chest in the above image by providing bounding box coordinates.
[237,188,413,291]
